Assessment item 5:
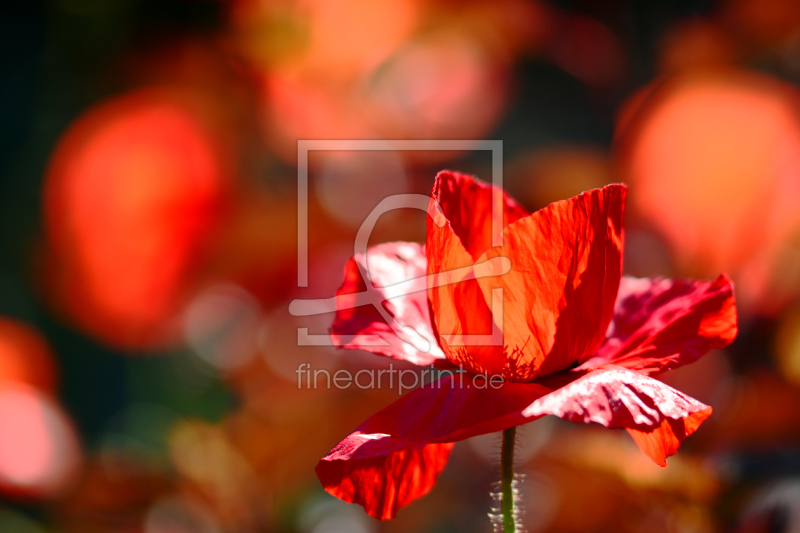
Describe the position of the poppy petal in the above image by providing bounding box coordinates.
[316,437,454,520]
[525,365,711,466]
[578,274,737,375]
[426,172,525,374]
[330,242,446,366]
[476,184,626,381]
[430,170,529,261]
[316,374,552,519]
[626,410,710,466]
[317,366,706,517]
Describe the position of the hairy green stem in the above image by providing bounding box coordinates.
[500,426,517,533]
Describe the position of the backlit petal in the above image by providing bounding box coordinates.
[476,184,626,381]
[426,171,526,375]
[316,437,453,520]
[429,170,529,261]
[331,242,446,366]
[317,365,707,516]
[579,274,737,375]
[316,374,550,518]
[525,366,711,465]
[626,411,710,467]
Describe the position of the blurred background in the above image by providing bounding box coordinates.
[4,0,800,531]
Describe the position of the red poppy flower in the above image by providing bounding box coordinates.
[318,171,737,519]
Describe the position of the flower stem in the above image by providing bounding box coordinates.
[500,426,517,533]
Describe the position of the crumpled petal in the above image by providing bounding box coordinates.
[316,374,550,519]
[524,366,711,466]
[316,437,454,520]
[317,366,709,517]
[330,242,446,366]
[476,184,626,381]
[578,274,737,376]
[426,171,528,376]
[626,412,710,467]
[429,170,529,261]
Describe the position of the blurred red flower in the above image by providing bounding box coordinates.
[616,69,800,313]
[317,171,738,519]
[0,318,58,393]
[43,88,231,349]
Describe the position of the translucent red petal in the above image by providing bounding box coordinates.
[316,366,709,517]
[330,242,446,366]
[426,171,626,381]
[579,274,738,375]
